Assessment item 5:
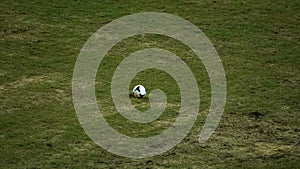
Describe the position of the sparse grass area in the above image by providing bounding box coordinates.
[1,0,299,168]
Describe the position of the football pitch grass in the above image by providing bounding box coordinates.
[0,0,299,168]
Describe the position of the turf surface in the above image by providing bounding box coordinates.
[0,0,299,168]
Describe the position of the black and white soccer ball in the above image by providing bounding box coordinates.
[132,85,146,98]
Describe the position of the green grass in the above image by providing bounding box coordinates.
[1,0,299,168]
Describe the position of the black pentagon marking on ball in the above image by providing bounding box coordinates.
[136,86,140,92]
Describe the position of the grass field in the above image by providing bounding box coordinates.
[1,0,299,168]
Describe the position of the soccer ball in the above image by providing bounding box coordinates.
[132,85,146,98]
